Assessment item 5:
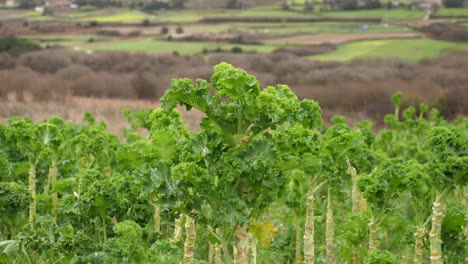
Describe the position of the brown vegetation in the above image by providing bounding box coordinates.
[0,50,467,122]
[419,23,468,42]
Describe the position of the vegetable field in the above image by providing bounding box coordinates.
[0,64,466,264]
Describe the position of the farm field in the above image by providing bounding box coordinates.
[80,38,285,55]
[310,38,468,62]
[265,32,420,45]
[0,63,466,263]
[2,4,468,62]
[435,7,468,17]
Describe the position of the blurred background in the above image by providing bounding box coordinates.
[1,0,467,132]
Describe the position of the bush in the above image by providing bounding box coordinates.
[127,30,141,37]
[304,1,314,12]
[0,37,41,57]
[366,0,382,9]
[281,1,289,10]
[231,46,243,53]
[141,19,150,27]
[96,30,121,37]
[175,25,184,34]
[342,0,359,10]
[226,0,240,9]
[160,26,169,35]
[444,0,464,7]
[88,21,99,27]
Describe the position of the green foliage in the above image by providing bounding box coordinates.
[18,218,92,262]
[0,182,31,214]
[0,69,466,263]
[147,240,182,263]
[0,37,40,56]
[104,220,146,263]
[366,249,397,264]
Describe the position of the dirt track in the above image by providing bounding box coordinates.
[265,32,421,45]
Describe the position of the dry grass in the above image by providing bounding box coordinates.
[0,96,206,137]
[0,95,367,137]
[1,50,467,123]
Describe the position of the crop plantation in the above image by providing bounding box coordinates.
[0,64,466,264]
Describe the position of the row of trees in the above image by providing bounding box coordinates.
[0,63,466,263]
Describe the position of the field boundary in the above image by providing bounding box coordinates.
[200,16,382,23]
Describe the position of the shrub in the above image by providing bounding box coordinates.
[231,46,243,53]
[160,26,169,35]
[175,25,184,34]
[226,0,240,9]
[342,0,359,10]
[96,30,121,37]
[366,0,382,9]
[88,21,99,27]
[444,0,464,7]
[141,19,150,27]
[0,37,41,57]
[127,30,141,37]
[304,1,314,12]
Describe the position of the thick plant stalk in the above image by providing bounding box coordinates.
[326,188,334,264]
[173,214,184,242]
[348,166,362,264]
[152,196,161,234]
[348,166,361,214]
[294,212,302,264]
[209,243,214,264]
[183,216,196,264]
[348,166,367,213]
[28,164,36,226]
[50,162,58,223]
[429,200,445,264]
[304,189,315,264]
[368,219,377,252]
[214,244,222,264]
[413,226,425,264]
[234,224,249,264]
[249,233,258,264]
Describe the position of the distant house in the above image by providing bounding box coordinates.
[413,0,443,8]
[35,6,45,12]
[5,0,19,7]
[45,0,78,9]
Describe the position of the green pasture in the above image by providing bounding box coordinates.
[81,39,285,55]
[240,21,412,35]
[310,38,468,62]
[77,10,150,22]
[23,9,151,23]
[435,8,468,17]
[325,9,425,22]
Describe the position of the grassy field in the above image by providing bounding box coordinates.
[81,39,286,55]
[77,10,150,23]
[310,38,468,62]
[435,8,468,17]
[241,21,412,35]
[325,9,425,22]
[22,34,116,47]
